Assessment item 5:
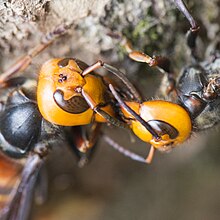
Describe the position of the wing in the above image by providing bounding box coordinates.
[0,153,44,220]
[0,152,23,219]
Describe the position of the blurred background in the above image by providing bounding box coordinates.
[32,127,220,220]
[0,0,220,219]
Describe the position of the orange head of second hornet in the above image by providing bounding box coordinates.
[121,100,192,152]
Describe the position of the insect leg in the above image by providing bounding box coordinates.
[102,134,147,164]
[145,145,155,164]
[109,84,161,141]
[203,77,220,100]
[173,0,200,60]
[5,154,44,220]
[66,124,102,167]
[122,38,177,95]
[81,89,129,129]
[0,23,72,86]
[78,122,102,152]
[34,165,48,206]
[82,60,142,102]
[0,153,23,219]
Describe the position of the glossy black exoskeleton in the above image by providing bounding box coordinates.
[0,80,60,158]
[177,52,220,130]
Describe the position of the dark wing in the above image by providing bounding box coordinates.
[0,152,23,219]
[0,153,44,220]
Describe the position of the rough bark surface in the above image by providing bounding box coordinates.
[0,0,219,72]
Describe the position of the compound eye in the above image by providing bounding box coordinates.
[57,58,72,67]
[148,120,179,139]
[53,89,89,114]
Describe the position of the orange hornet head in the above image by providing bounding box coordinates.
[122,100,192,152]
[37,58,93,126]
[37,58,114,126]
